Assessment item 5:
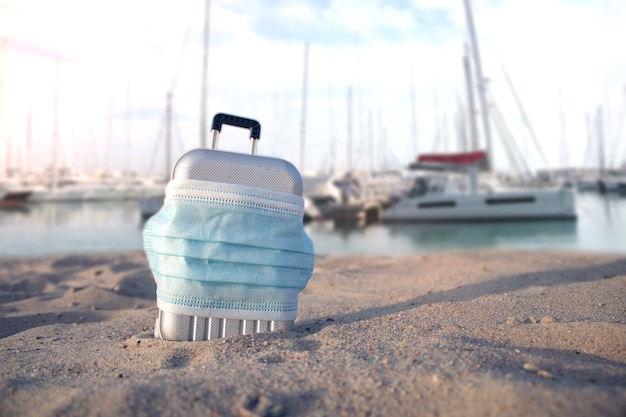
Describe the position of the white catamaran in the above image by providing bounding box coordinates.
[382,152,576,222]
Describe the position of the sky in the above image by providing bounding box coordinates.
[0,0,625,179]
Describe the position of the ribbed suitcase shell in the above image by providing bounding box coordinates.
[172,149,302,195]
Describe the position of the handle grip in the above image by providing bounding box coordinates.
[211,113,261,139]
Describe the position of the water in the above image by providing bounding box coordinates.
[1,193,625,257]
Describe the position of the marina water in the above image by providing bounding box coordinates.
[1,192,625,257]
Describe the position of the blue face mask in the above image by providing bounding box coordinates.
[143,179,315,323]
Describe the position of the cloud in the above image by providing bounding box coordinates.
[214,0,459,47]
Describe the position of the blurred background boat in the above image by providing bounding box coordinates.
[382,152,577,222]
[0,188,31,208]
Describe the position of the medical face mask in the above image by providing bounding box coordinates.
[143,179,315,339]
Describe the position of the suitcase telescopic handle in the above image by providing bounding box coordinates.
[210,113,261,154]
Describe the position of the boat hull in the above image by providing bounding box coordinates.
[382,189,577,223]
[0,191,32,208]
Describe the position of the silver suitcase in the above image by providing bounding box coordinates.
[154,113,304,340]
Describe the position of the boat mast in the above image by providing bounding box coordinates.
[410,66,418,156]
[165,92,172,181]
[377,109,384,169]
[596,106,605,177]
[347,86,353,172]
[615,86,626,168]
[433,81,440,151]
[51,57,60,192]
[200,0,211,148]
[26,111,32,175]
[462,43,479,151]
[368,110,373,172]
[328,84,336,173]
[0,38,7,181]
[105,100,114,174]
[125,81,131,176]
[463,0,493,171]
[455,94,468,152]
[299,41,309,172]
[558,88,568,169]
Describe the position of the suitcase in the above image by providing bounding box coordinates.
[153,113,306,340]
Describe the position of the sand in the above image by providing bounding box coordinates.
[0,249,625,417]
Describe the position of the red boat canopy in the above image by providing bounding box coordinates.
[409,151,489,172]
[417,151,487,165]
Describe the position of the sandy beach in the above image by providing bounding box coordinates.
[1,249,625,417]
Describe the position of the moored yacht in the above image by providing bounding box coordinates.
[0,188,32,208]
[0,180,33,208]
[382,152,577,223]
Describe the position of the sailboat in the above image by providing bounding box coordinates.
[382,151,576,222]
[382,1,577,223]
